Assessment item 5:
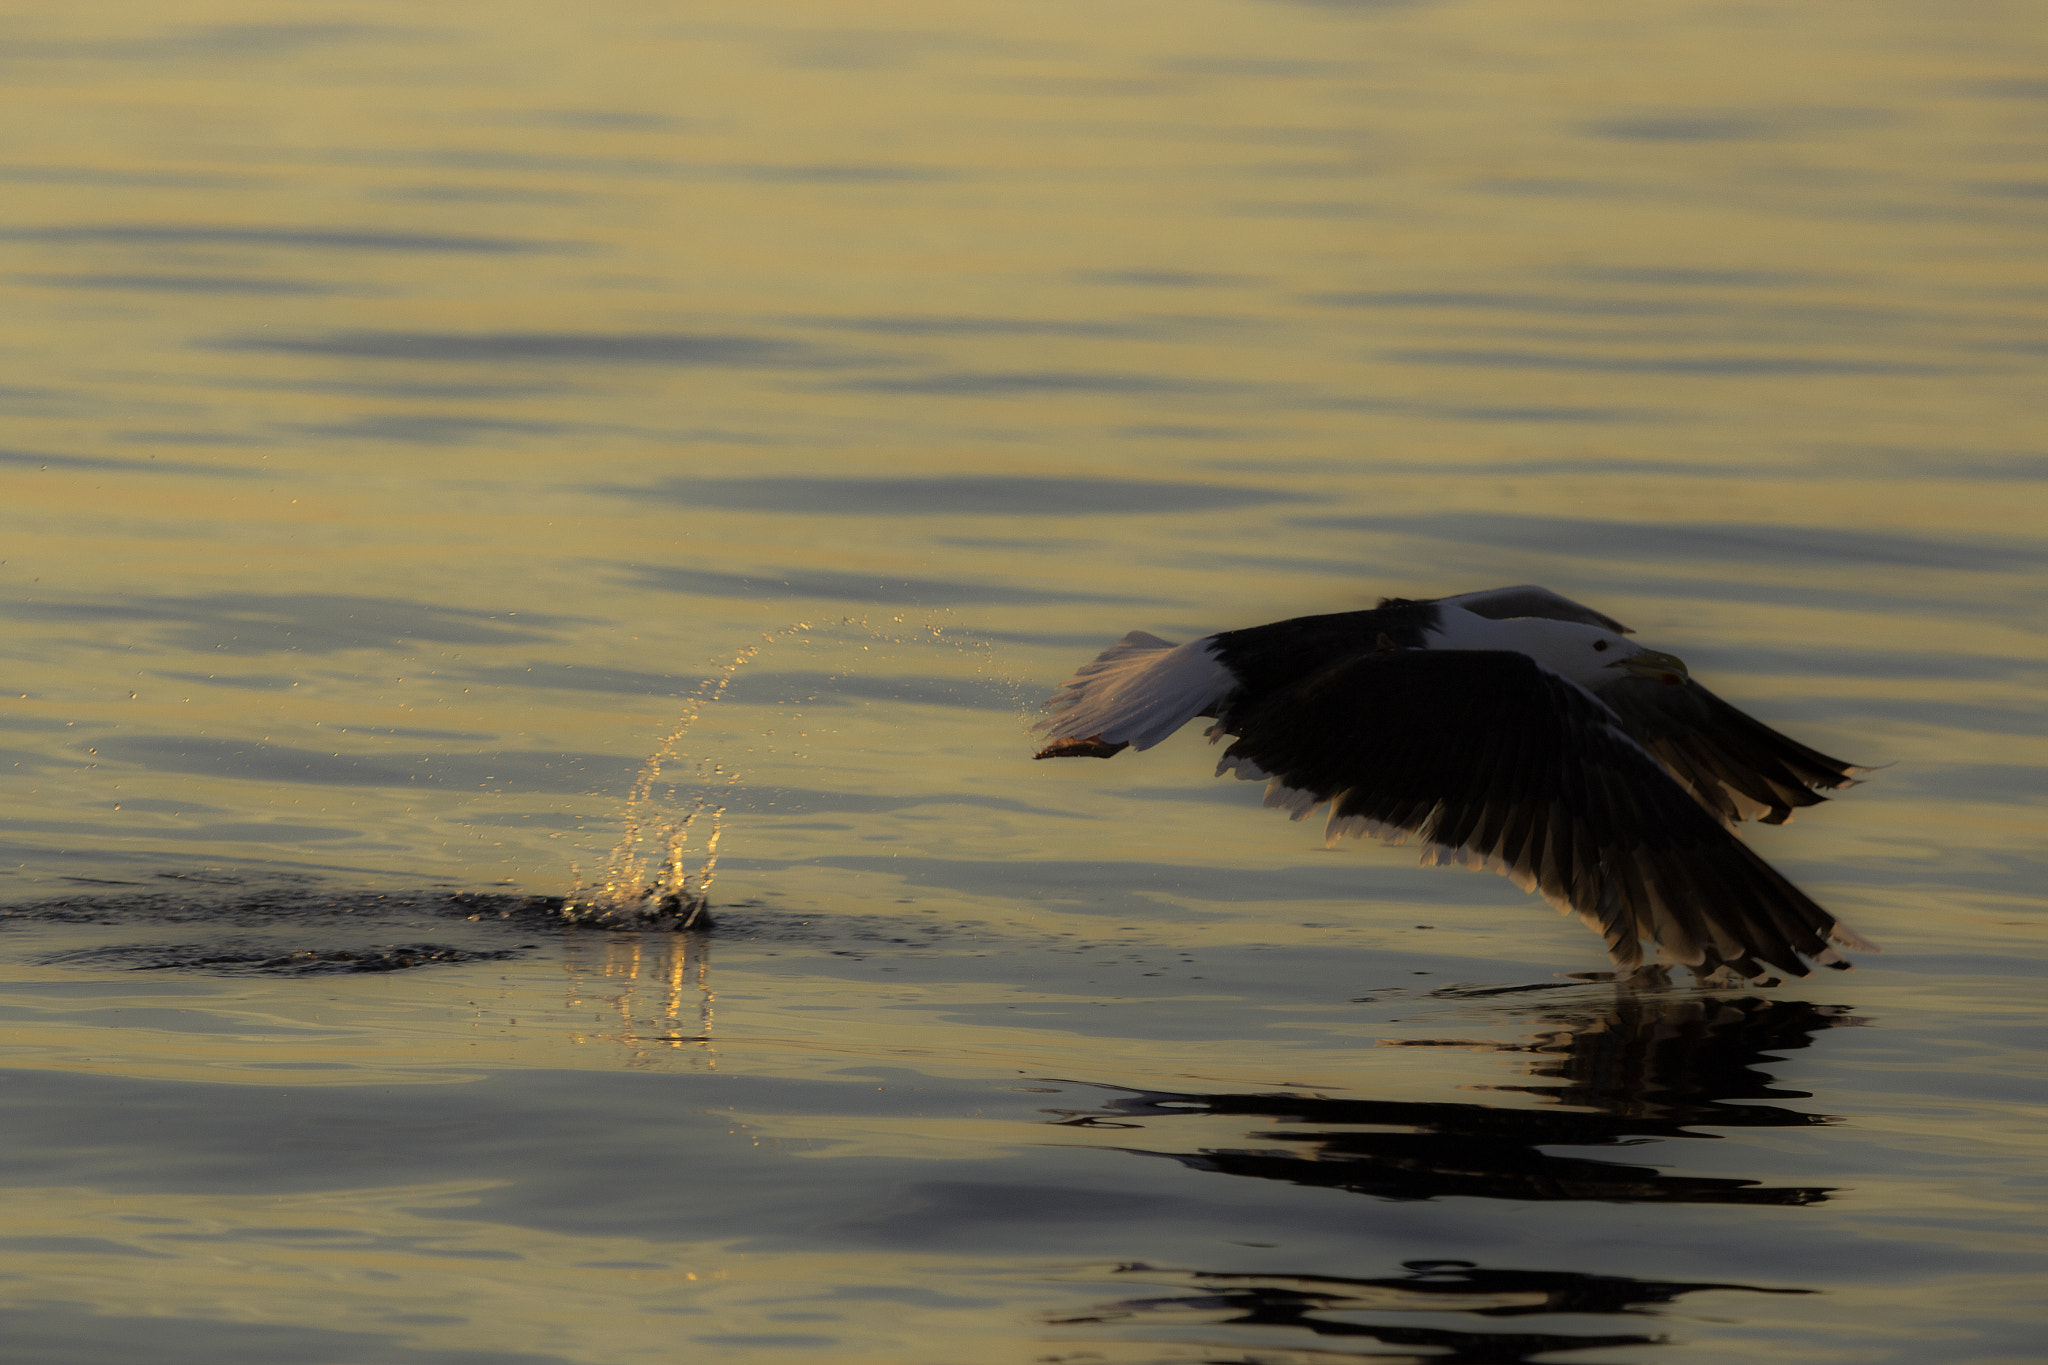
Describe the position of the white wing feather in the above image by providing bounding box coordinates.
[1036,632,1235,751]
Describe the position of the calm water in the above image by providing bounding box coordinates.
[3,1,2046,1361]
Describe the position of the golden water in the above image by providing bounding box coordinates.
[1,0,2045,1360]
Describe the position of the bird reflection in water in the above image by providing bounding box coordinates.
[560,926,716,1069]
[1044,994,1848,1361]
[1058,993,1852,1205]
[1049,1260,1811,1365]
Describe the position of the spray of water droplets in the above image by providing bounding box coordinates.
[559,632,791,928]
[557,616,1013,929]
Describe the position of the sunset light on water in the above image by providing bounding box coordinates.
[2,2,2046,1360]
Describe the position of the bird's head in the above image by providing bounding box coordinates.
[1609,645,1690,686]
[1503,619,1689,688]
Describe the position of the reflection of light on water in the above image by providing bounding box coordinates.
[562,928,715,1069]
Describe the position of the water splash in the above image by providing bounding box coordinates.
[559,640,770,929]
[557,615,1008,928]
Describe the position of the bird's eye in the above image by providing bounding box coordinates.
[1593,640,1609,652]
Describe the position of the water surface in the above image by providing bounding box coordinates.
[2,1,2045,1361]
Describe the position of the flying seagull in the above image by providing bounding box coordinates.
[1033,585,1877,983]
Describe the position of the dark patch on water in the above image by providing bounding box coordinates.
[1048,1260,1809,1363]
[284,414,579,445]
[6,887,565,974]
[787,313,1148,338]
[1435,403,1658,424]
[0,736,70,765]
[112,430,267,445]
[223,376,577,400]
[1814,444,2048,482]
[377,184,587,205]
[833,368,1224,395]
[602,473,1306,516]
[1569,266,1828,288]
[1048,995,1854,1206]
[0,886,984,965]
[1296,510,2047,573]
[1585,114,1781,142]
[1380,348,1947,376]
[0,1304,577,1365]
[1307,289,1703,316]
[209,330,856,368]
[0,224,568,254]
[17,273,349,296]
[690,163,952,183]
[337,147,685,178]
[17,21,430,62]
[0,447,248,478]
[65,941,529,976]
[0,165,257,188]
[0,885,556,929]
[1419,979,1582,998]
[0,715,95,734]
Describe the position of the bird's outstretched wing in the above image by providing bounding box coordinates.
[1213,648,1873,979]
[1594,677,1862,827]
[1436,582,1861,825]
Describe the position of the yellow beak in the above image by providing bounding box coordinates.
[1611,648,1689,683]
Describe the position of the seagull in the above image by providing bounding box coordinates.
[1033,585,1877,983]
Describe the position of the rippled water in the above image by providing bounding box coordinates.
[3,2,2046,1361]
